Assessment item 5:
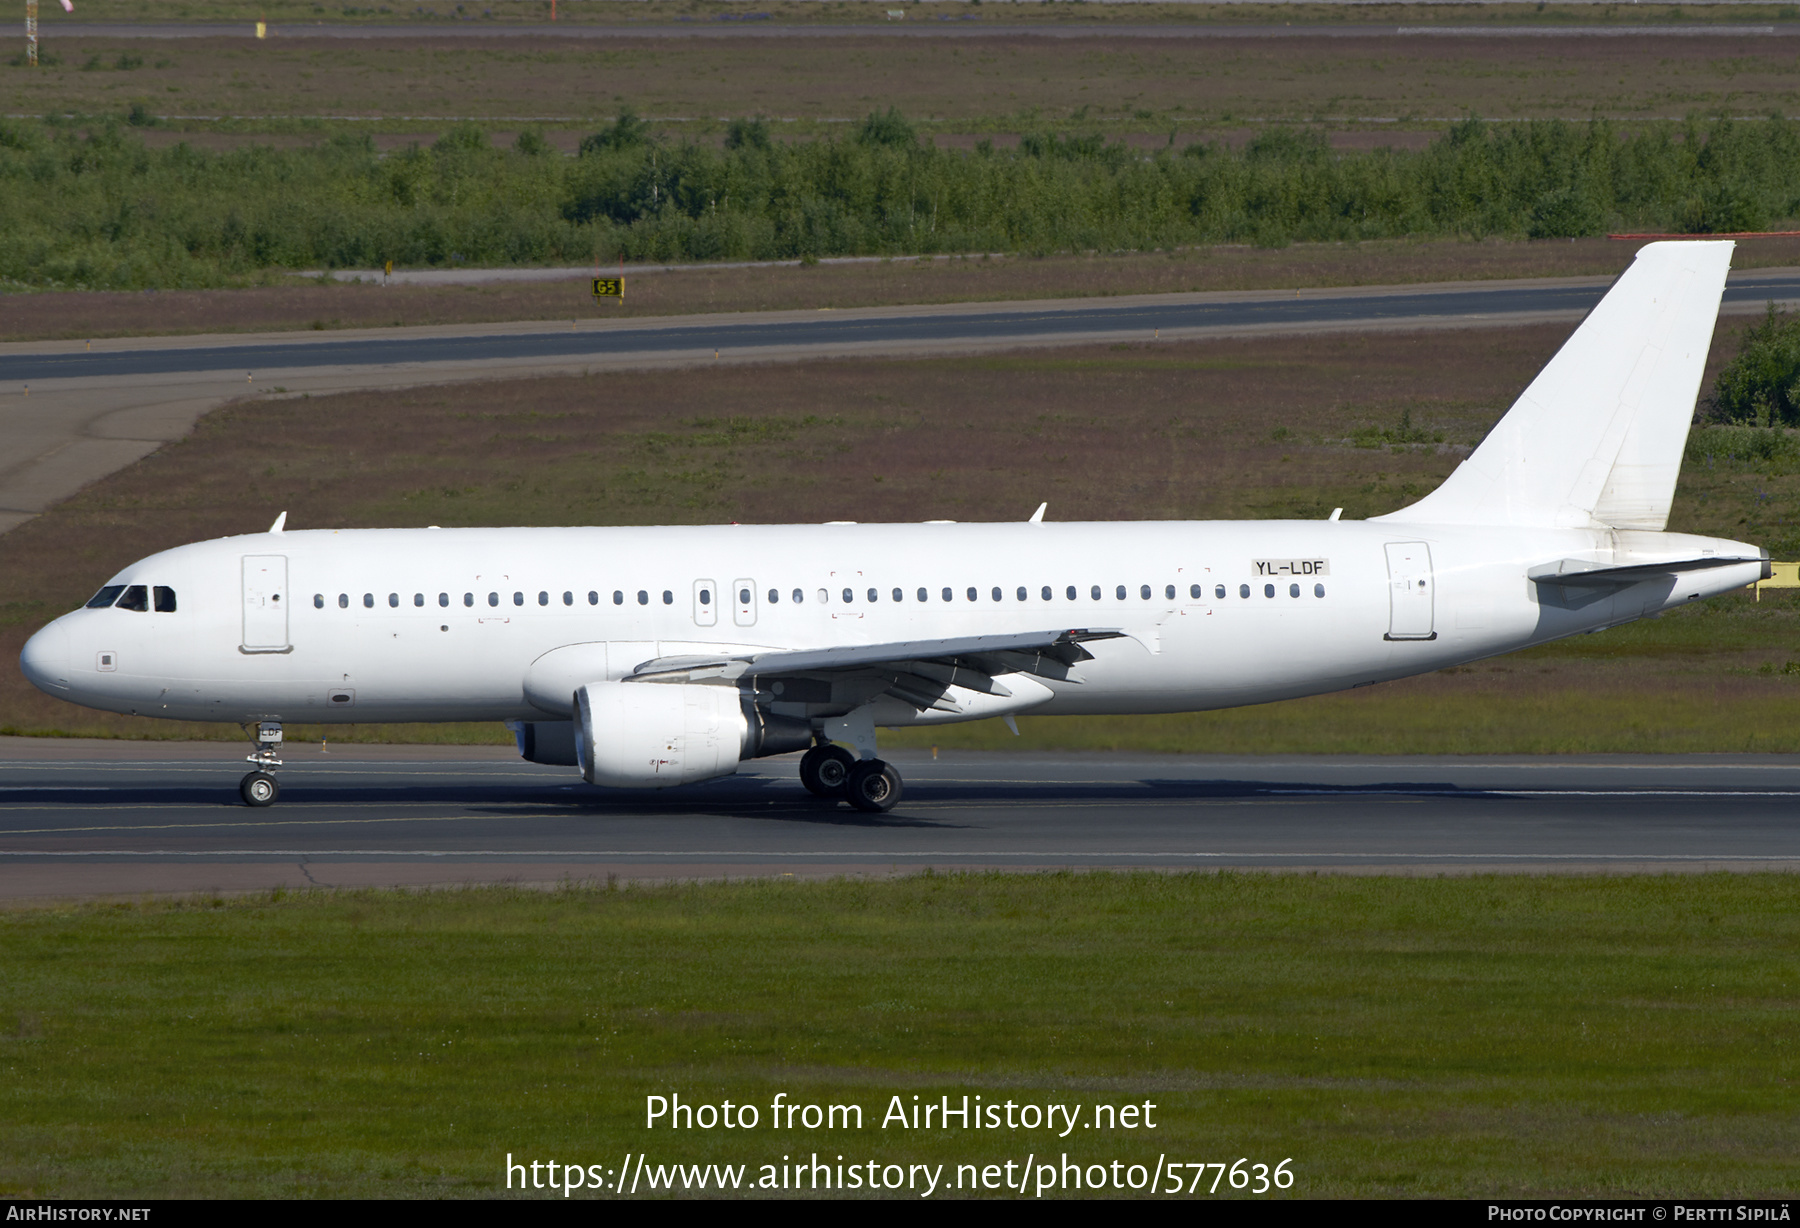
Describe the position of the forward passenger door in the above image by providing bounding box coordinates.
[241,555,289,653]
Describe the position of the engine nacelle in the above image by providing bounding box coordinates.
[572,681,811,788]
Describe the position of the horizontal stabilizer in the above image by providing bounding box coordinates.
[1528,553,1767,588]
[1379,240,1734,530]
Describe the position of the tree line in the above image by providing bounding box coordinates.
[2,108,1799,290]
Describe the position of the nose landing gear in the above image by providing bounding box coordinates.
[240,770,280,807]
[240,720,283,807]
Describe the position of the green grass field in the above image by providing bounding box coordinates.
[2,874,1796,1198]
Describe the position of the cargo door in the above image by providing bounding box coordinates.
[1383,542,1436,641]
[241,555,290,653]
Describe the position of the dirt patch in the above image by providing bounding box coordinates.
[11,27,1800,132]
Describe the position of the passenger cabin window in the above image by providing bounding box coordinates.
[1166,585,1177,600]
[917,588,928,602]
[1290,583,1300,598]
[769,589,780,604]
[86,585,125,609]
[1214,585,1226,600]
[314,593,325,609]
[388,593,399,608]
[513,592,524,606]
[867,588,878,603]
[463,593,474,607]
[363,593,374,609]
[153,586,177,613]
[1141,585,1152,600]
[1239,584,1250,599]
[487,592,499,607]
[892,588,903,602]
[966,587,977,602]
[843,588,854,603]
[439,593,449,607]
[414,593,424,607]
[1315,583,1326,598]
[1190,584,1202,599]
[1115,585,1126,600]
[563,592,573,606]
[942,588,953,602]
[1066,586,1077,600]
[662,590,673,605]
[538,591,549,606]
[990,587,1001,602]
[793,589,805,604]
[1264,584,1275,598]
[1091,586,1101,600]
[338,593,349,609]
[637,591,649,606]
[1016,587,1027,601]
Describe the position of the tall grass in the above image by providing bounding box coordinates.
[5,113,1800,289]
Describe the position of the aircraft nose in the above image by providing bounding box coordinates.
[19,619,70,693]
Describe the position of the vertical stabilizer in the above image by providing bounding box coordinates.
[1377,240,1733,530]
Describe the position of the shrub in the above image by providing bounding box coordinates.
[579,108,650,156]
[1710,304,1800,426]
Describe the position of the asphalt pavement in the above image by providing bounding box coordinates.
[42,21,1799,40]
[3,743,1797,899]
[9,270,1800,385]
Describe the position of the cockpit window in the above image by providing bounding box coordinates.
[153,586,177,613]
[85,585,125,609]
[115,585,149,612]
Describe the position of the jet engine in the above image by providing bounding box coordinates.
[572,681,812,788]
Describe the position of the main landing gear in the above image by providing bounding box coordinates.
[240,720,283,807]
[799,742,904,814]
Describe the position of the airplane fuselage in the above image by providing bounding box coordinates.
[21,520,1763,727]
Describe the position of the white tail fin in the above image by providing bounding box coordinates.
[1377,240,1733,530]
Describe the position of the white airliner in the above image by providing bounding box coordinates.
[18,241,1767,811]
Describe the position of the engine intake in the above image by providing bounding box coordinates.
[572,681,811,788]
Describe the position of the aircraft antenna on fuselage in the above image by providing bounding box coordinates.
[268,511,287,534]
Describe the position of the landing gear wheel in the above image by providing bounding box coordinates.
[239,770,280,808]
[846,759,903,814]
[799,744,856,798]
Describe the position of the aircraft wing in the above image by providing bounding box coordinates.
[627,628,1126,712]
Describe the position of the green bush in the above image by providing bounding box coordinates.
[3,110,1800,289]
[1684,422,1800,468]
[1710,304,1800,426]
